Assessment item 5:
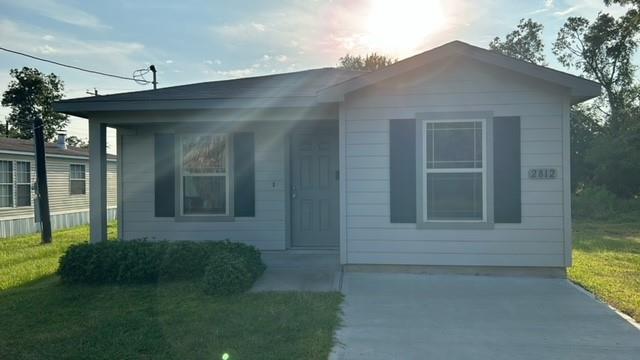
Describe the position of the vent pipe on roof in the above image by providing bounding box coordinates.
[56,132,66,149]
[149,65,157,90]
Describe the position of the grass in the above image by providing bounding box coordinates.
[569,219,640,323]
[0,282,342,359]
[0,222,118,291]
[0,224,343,359]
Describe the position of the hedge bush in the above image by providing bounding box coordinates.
[202,251,254,296]
[58,240,266,289]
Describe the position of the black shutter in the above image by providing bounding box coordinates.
[154,133,175,217]
[233,132,255,217]
[390,119,417,223]
[493,117,521,223]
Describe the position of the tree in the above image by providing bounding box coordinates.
[604,0,640,31]
[553,14,638,134]
[570,106,602,191]
[1,67,69,141]
[489,18,546,65]
[338,53,397,71]
[65,136,88,149]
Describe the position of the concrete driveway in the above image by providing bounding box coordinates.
[331,272,640,360]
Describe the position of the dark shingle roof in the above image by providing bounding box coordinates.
[57,68,366,104]
[0,137,116,159]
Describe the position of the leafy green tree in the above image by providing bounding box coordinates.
[338,53,397,71]
[1,67,69,141]
[570,106,602,191]
[489,18,547,65]
[604,0,640,32]
[553,14,638,134]
[65,135,88,149]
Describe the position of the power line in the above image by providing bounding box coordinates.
[0,46,151,84]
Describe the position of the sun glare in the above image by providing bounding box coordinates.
[362,0,447,56]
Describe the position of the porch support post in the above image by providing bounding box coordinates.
[89,120,107,243]
[338,104,347,265]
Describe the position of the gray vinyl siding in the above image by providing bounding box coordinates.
[119,122,288,250]
[0,152,117,237]
[343,57,570,267]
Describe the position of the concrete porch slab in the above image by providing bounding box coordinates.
[250,251,341,292]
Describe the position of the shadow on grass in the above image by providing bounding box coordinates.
[572,221,640,254]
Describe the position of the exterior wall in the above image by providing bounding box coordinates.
[119,121,288,250]
[342,57,571,267]
[0,152,117,237]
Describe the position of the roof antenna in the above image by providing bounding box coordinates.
[149,65,157,90]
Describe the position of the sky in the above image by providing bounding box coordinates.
[0,0,632,153]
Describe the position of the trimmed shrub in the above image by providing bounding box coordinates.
[202,251,254,296]
[219,241,266,279]
[58,240,265,287]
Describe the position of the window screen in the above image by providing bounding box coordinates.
[424,120,485,221]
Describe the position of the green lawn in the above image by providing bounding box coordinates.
[0,222,118,291]
[0,224,343,359]
[569,220,640,322]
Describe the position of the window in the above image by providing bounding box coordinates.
[180,134,228,216]
[0,160,13,208]
[0,160,32,208]
[15,161,31,206]
[423,120,486,221]
[69,164,86,195]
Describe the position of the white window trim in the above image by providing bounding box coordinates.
[178,133,230,217]
[0,160,14,208]
[422,118,487,223]
[69,163,87,196]
[15,161,32,207]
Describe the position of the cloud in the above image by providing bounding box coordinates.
[0,19,150,94]
[252,22,266,32]
[204,59,222,65]
[553,0,629,18]
[215,68,256,78]
[211,21,268,38]
[165,60,174,64]
[554,6,579,16]
[0,0,109,29]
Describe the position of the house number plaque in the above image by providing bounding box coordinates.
[528,168,557,179]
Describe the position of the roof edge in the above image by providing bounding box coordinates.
[316,40,601,104]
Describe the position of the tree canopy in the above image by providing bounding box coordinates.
[489,18,546,65]
[338,53,397,71]
[1,67,69,141]
[553,13,638,133]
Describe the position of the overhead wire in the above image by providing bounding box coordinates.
[0,46,152,84]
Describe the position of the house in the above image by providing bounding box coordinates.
[0,136,117,237]
[54,41,600,273]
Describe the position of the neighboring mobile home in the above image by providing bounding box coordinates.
[54,41,600,273]
[0,136,117,237]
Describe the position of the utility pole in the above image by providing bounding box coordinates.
[33,114,52,244]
